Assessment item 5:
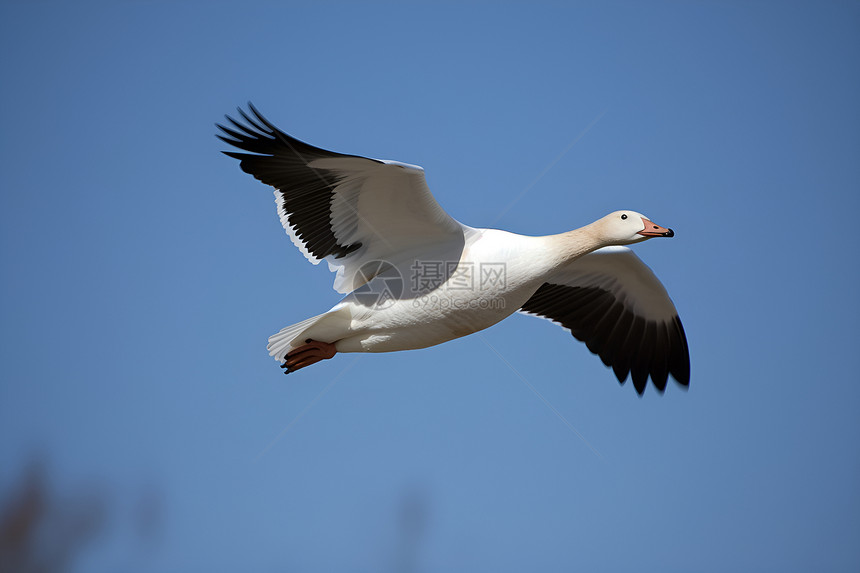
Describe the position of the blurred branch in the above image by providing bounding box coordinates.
[0,459,106,573]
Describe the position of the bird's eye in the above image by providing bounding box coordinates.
[621,214,627,220]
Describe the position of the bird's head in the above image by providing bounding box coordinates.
[597,210,675,245]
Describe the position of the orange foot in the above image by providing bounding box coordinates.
[281,339,337,374]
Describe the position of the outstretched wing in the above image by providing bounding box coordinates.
[520,246,690,395]
[217,103,465,293]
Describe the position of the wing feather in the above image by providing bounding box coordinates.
[520,246,689,394]
[217,103,465,293]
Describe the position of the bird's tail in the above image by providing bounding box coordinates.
[266,313,328,362]
[266,305,351,362]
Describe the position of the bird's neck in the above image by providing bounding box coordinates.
[544,223,606,268]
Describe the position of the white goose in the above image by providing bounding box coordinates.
[218,104,689,394]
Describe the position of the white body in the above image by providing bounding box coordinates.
[289,229,559,354]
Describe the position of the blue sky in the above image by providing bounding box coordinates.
[1,1,858,571]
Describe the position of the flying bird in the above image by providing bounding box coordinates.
[217,104,689,394]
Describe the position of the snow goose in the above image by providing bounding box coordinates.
[217,104,689,394]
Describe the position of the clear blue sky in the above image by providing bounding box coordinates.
[1,1,858,571]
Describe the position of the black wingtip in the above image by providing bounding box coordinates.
[632,373,648,395]
[215,123,234,142]
[612,363,628,386]
[215,127,239,144]
[234,103,270,134]
[670,316,691,387]
[247,101,273,131]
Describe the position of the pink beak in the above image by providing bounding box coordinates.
[637,217,675,238]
